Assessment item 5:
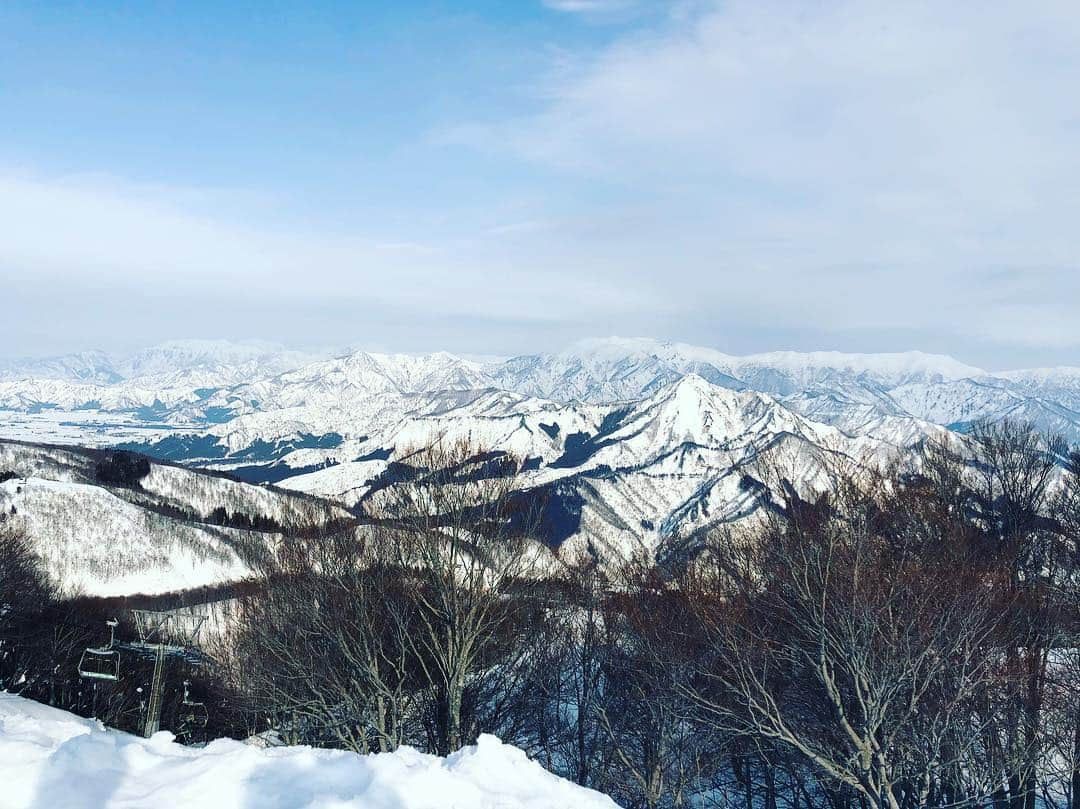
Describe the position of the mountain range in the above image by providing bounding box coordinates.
[1,337,1078,570]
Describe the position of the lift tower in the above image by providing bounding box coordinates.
[129,610,205,737]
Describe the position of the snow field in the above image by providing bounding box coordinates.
[0,694,619,809]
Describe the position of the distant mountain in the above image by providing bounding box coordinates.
[492,337,984,402]
[0,340,317,386]
[3,334,1078,446]
[1,336,1078,570]
[0,350,122,384]
[116,339,320,383]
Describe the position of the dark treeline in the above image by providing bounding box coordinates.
[3,424,1080,809]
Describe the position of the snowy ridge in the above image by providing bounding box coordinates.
[1,337,1075,440]
[0,694,619,809]
[493,338,987,402]
[0,477,254,597]
[0,350,120,384]
[214,375,924,562]
[0,440,349,596]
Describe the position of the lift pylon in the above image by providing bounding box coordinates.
[128,610,206,738]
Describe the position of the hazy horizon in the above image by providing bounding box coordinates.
[2,333,1075,375]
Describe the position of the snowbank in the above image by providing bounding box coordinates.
[0,694,619,809]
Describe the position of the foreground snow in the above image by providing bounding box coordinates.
[0,694,619,809]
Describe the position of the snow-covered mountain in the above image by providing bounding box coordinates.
[492,337,985,402]
[1,336,1076,572]
[4,336,1076,450]
[115,339,319,381]
[0,349,122,384]
[115,374,940,564]
[2,336,1072,429]
[0,440,350,596]
[0,340,317,385]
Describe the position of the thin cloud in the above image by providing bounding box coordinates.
[542,0,638,13]
[0,169,659,354]
[453,0,1080,363]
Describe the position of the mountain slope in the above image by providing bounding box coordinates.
[0,440,350,596]
[214,375,932,562]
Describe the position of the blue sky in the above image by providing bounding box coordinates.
[2,1,1079,368]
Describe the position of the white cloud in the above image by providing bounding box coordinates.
[0,168,659,354]
[453,0,1080,362]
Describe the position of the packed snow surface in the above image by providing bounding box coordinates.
[0,694,619,809]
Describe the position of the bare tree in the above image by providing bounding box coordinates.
[968,421,1064,559]
[219,525,420,753]
[0,524,55,691]
[369,438,548,754]
[0,524,50,617]
[535,550,613,789]
[223,439,551,756]
[1042,447,1080,809]
[565,556,725,809]
[681,474,1012,809]
[967,421,1068,809]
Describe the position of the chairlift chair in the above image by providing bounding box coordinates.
[77,647,119,681]
[77,619,120,682]
[178,680,208,732]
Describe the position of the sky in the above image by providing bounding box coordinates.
[1,0,1079,369]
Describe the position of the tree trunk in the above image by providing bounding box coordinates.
[1008,771,1024,809]
[446,675,463,753]
[763,758,777,809]
[1021,647,1045,809]
[1071,702,1080,809]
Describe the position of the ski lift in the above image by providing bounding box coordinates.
[169,614,206,647]
[130,609,205,648]
[128,609,207,738]
[131,609,172,645]
[177,680,208,734]
[77,619,120,682]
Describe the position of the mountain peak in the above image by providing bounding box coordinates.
[560,336,670,360]
[664,371,723,401]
